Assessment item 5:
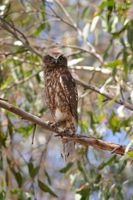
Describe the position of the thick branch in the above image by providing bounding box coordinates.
[0,99,51,131]
[57,134,131,155]
[0,99,133,155]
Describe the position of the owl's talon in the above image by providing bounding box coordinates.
[53,122,60,129]
[64,128,70,134]
[47,121,59,130]
[63,128,75,136]
[47,121,53,127]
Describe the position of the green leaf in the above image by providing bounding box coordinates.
[13,172,23,188]
[77,160,88,182]
[123,49,128,75]
[125,140,133,155]
[0,190,6,200]
[10,188,24,200]
[97,94,105,109]
[1,76,13,90]
[59,162,73,173]
[76,184,90,200]
[127,151,133,157]
[81,7,90,19]
[99,0,115,11]
[0,132,6,146]
[44,170,52,185]
[28,162,39,178]
[38,180,58,198]
[25,192,32,200]
[40,3,46,20]
[36,73,41,83]
[87,111,96,130]
[7,116,13,137]
[15,124,33,137]
[127,21,133,50]
[5,170,9,187]
[98,155,117,170]
[108,112,132,133]
[0,150,3,170]
[7,158,23,187]
[81,119,88,133]
[108,112,121,132]
[33,23,45,36]
[104,59,122,68]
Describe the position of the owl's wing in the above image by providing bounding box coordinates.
[60,72,78,122]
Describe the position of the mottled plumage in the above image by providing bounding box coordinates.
[43,54,78,161]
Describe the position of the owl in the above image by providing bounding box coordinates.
[43,54,78,161]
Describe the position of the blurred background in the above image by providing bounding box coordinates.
[0,0,133,199]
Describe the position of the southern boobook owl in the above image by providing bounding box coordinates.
[43,54,78,161]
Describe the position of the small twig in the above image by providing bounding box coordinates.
[37,135,52,176]
[45,2,103,64]
[61,44,104,64]
[69,65,112,75]
[0,98,8,101]
[47,2,77,30]
[32,124,37,144]
[0,69,42,92]
[55,0,80,33]
[75,77,133,111]
[120,86,125,101]
[0,17,42,58]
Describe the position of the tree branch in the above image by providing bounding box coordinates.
[1,69,42,92]
[58,134,130,155]
[1,68,133,112]
[0,99,50,131]
[75,78,133,111]
[0,17,42,58]
[0,99,133,155]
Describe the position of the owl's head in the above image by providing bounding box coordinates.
[43,54,67,71]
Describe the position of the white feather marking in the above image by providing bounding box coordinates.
[55,108,66,122]
[59,76,64,88]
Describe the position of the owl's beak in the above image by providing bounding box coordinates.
[53,54,60,60]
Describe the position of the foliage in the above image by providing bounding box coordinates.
[0,0,133,199]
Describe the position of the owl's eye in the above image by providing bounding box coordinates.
[58,55,66,64]
[44,55,53,63]
[49,58,55,63]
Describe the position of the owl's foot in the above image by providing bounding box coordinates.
[63,128,71,135]
[55,128,74,138]
[64,128,75,136]
[55,128,69,138]
[47,121,60,131]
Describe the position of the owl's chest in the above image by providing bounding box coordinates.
[45,70,65,107]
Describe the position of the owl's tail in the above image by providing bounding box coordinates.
[61,122,76,162]
[62,140,75,162]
